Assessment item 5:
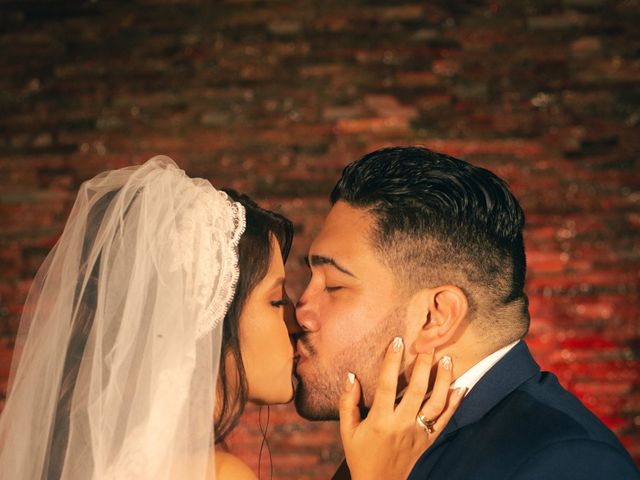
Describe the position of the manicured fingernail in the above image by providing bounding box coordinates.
[454,387,467,397]
[346,372,355,391]
[392,337,403,352]
[441,356,452,371]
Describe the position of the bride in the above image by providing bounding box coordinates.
[0,157,462,479]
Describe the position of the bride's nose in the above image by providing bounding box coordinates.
[284,298,302,336]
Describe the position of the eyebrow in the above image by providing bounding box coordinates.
[306,255,356,278]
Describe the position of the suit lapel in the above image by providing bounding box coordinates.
[430,340,540,448]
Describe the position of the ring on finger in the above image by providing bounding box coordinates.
[416,413,437,434]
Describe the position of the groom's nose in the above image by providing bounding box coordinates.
[295,293,320,332]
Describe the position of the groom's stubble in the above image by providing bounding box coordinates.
[294,305,407,421]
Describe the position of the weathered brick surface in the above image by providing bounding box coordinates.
[0,0,638,475]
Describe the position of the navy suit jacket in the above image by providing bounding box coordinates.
[408,341,639,479]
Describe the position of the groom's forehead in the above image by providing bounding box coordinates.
[320,201,373,234]
[309,202,379,265]
[316,202,370,240]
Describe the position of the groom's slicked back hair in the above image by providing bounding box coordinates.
[331,146,530,344]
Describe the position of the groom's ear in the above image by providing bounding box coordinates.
[410,285,469,353]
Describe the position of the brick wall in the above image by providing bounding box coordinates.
[0,0,638,477]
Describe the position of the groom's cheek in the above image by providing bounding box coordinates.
[335,349,377,408]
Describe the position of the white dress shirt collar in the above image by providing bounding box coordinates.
[451,340,520,395]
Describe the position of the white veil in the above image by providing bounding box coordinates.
[0,156,245,479]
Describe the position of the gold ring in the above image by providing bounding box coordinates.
[416,413,436,433]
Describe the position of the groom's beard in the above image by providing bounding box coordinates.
[293,307,405,421]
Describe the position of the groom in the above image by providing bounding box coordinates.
[293,147,638,478]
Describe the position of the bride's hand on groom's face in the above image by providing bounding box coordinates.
[338,338,465,480]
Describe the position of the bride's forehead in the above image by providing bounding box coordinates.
[261,238,283,273]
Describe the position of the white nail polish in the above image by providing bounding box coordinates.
[441,356,452,370]
[455,387,467,397]
[347,372,355,384]
[392,337,403,352]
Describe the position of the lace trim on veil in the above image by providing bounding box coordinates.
[203,193,245,337]
[163,158,246,338]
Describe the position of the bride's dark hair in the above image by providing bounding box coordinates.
[215,190,293,443]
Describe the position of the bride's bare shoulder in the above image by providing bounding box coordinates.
[211,450,257,480]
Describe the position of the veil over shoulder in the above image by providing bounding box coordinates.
[0,156,245,479]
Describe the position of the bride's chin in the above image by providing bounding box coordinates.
[284,380,296,403]
[249,381,295,406]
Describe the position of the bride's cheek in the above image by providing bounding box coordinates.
[267,317,295,399]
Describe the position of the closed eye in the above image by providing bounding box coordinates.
[271,299,290,307]
[325,286,343,292]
